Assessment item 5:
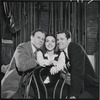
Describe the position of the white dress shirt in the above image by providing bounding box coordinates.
[31,42,36,54]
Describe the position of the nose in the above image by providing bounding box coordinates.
[48,42,52,45]
[40,38,44,44]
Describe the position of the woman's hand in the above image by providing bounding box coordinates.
[39,60,50,67]
[50,60,65,71]
[50,60,58,66]
[50,66,58,75]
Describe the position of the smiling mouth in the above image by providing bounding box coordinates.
[38,43,42,45]
[48,45,53,48]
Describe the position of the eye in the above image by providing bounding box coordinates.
[61,38,64,40]
[52,40,55,43]
[37,36,40,39]
[42,38,44,41]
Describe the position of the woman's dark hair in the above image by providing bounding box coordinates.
[31,28,47,36]
[45,34,56,42]
[56,29,71,39]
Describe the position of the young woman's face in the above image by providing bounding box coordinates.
[45,36,56,51]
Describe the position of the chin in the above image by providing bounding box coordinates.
[59,47,63,49]
[36,46,41,49]
[59,48,63,51]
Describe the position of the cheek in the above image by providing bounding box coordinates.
[42,40,44,44]
[63,41,68,47]
[45,43,48,48]
[33,40,36,44]
[53,43,56,48]
[35,39,39,44]
[65,41,68,45]
[32,39,34,44]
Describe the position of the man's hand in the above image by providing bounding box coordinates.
[60,71,71,85]
[65,73,71,85]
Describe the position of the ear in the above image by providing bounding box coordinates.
[68,38,71,43]
[30,35,34,40]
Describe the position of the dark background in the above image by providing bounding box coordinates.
[0,1,100,79]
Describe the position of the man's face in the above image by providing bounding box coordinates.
[31,31,45,49]
[57,33,68,50]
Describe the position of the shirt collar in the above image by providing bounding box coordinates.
[64,47,68,55]
[44,52,58,60]
[64,47,69,59]
[31,42,36,53]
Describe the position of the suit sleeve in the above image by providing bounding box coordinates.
[14,44,38,72]
[69,44,85,97]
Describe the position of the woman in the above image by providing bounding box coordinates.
[36,35,69,98]
[37,35,66,80]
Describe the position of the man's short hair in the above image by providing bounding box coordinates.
[31,28,47,36]
[56,29,71,39]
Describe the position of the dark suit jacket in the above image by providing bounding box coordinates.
[67,42,99,98]
[1,41,38,98]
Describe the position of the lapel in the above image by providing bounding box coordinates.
[68,42,72,60]
[66,42,72,73]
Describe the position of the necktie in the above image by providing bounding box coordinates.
[61,51,71,85]
[63,51,70,73]
[34,50,37,59]
[63,51,69,64]
[34,49,40,59]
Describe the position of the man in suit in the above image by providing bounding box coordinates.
[1,29,46,98]
[56,29,99,99]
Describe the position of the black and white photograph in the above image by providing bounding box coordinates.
[0,0,99,99]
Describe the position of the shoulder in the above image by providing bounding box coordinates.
[68,42,86,56]
[16,41,31,49]
[69,42,84,51]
